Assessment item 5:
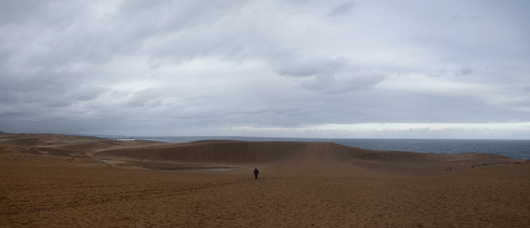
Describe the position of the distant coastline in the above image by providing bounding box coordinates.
[96,135,530,160]
[2,133,529,159]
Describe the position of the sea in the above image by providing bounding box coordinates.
[96,136,530,160]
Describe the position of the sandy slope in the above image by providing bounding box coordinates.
[1,134,529,227]
[0,133,169,156]
[94,140,523,176]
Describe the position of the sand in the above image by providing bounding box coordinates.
[1,134,529,227]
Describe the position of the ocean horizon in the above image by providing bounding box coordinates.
[94,135,530,160]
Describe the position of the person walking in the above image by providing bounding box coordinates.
[254,167,259,180]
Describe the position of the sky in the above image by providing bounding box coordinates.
[1,0,530,139]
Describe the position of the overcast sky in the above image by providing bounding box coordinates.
[1,0,530,139]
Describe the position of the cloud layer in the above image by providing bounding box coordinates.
[1,0,530,138]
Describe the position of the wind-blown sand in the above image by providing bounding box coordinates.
[1,134,529,227]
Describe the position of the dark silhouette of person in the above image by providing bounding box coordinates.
[254,167,259,179]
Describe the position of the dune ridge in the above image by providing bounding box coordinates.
[1,134,524,176]
[0,133,169,155]
[93,140,523,176]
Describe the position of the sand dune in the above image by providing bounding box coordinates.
[0,133,169,156]
[1,133,529,227]
[1,133,525,177]
[94,140,522,176]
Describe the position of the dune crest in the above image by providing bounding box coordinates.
[93,140,523,176]
[1,134,525,176]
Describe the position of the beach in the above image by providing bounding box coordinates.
[1,134,529,227]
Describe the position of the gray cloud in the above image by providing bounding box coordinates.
[327,2,355,17]
[275,57,349,77]
[0,0,54,26]
[1,0,529,138]
[454,68,473,76]
[313,75,386,95]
